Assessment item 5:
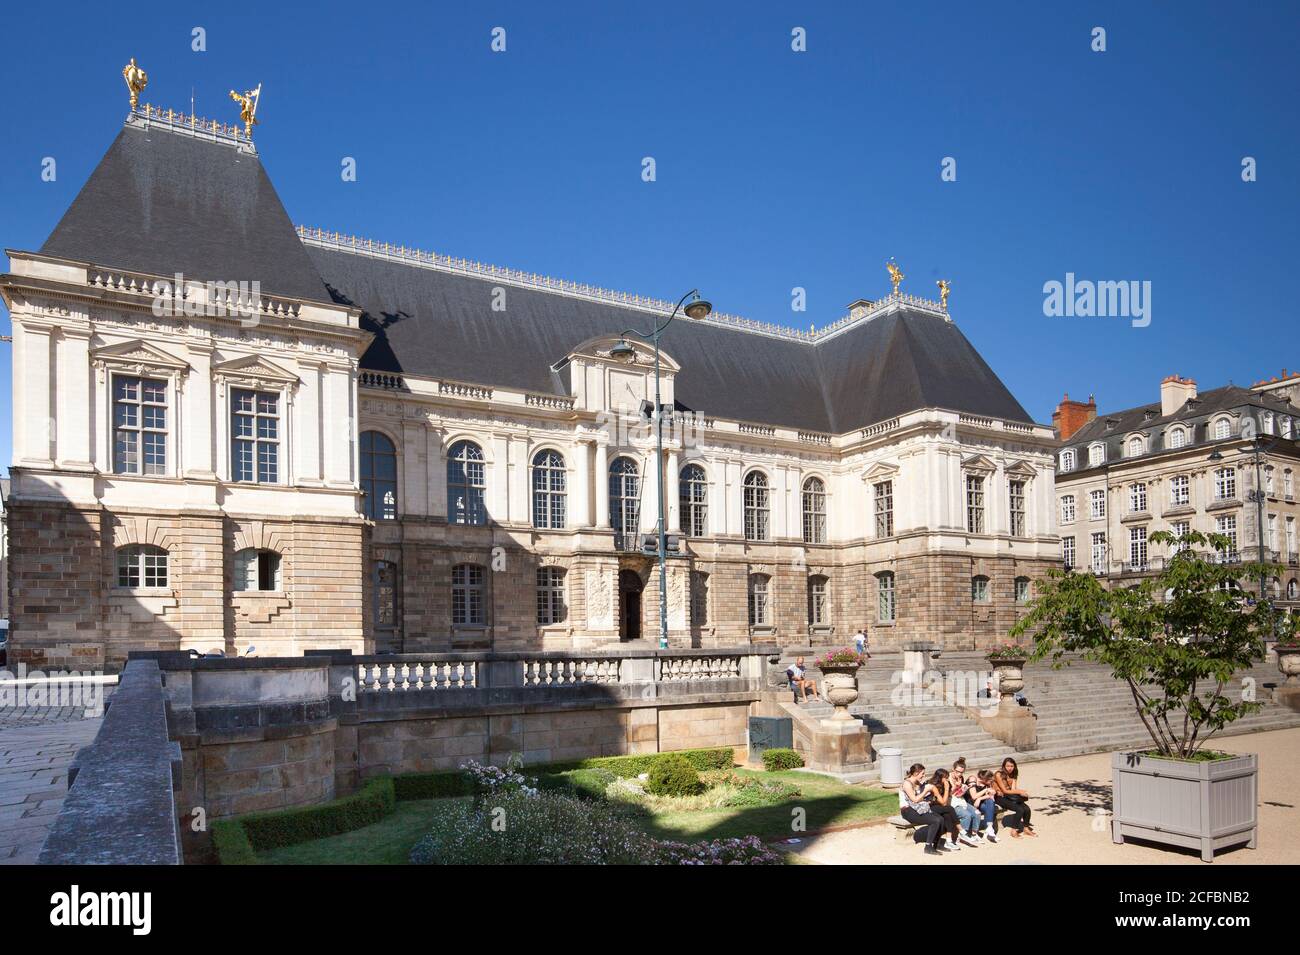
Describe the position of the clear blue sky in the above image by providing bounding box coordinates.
[2,1,1297,476]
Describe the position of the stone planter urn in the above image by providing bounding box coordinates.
[1112,751,1257,862]
[1275,644,1300,686]
[818,664,861,721]
[987,656,1026,706]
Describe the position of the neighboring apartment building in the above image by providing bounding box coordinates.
[1,102,1059,669]
[1053,375,1300,605]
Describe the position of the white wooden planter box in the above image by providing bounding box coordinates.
[1111,751,1257,863]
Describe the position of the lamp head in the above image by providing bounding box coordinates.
[609,339,637,364]
[683,292,712,320]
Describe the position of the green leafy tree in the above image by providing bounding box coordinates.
[1010,530,1294,759]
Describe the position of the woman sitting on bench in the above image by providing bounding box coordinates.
[967,769,1000,842]
[924,767,979,848]
[993,757,1036,838]
[900,764,948,856]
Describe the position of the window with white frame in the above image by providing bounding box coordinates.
[966,474,985,533]
[971,575,990,603]
[1170,474,1190,507]
[1268,513,1278,552]
[1166,427,1187,449]
[1062,535,1076,568]
[1091,532,1107,573]
[609,456,639,539]
[231,388,280,483]
[1088,444,1105,467]
[1215,515,1238,560]
[807,575,829,626]
[1009,479,1027,536]
[1171,520,1191,550]
[802,477,827,544]
[449,441,487,526]
[1015,577,1031,603]
[1060,449,1076,472]
[234,548,281,592]
[1263,412,1275,435]
[1286,469,1294,498]
[1129,482,1148,513]
[536,566,566,624]
[452,563,485,625]
[1288,516,1297,556]
[744,471,771,542]
[1059,494,1076,524]
[1289,579,1298,600]
[373,560,398,632]
[1129,526,1148,569]
[113,376,168,476]
[747,573,771,627]
[1213,417,1232,440]
[874,480,894,537]
[531,450,567,530]
[1090,488,1106,520]
[679,464,707,538]
[1265,467,1275,497]
[1282,417,1294,439]
[1127,435,1145,457]
[1214,467,1237,500]
[116,545,168,588]
[877,571,895,623]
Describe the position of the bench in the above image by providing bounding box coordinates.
[888,806,1010,843]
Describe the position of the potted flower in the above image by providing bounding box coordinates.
[1012,529,1295,862]
[814,647,863,720]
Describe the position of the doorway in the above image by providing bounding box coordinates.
[618,569,643,641]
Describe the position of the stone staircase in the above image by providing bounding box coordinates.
[771,650,1300,782]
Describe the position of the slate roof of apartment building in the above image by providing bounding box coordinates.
[28,118,1036,435]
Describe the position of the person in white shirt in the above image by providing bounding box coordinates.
[852,627,869,657]
[785,656,820,703]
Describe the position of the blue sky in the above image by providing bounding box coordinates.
[2,1,1297,475]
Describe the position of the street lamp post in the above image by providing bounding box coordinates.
[609,290,712,649]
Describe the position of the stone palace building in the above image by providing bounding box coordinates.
[1,103,1059,669]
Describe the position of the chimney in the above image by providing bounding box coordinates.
[846,298,874,321]
[1160,374,1197,417]
[1052,392,1096,441]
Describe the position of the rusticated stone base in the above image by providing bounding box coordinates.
[976,699,1038,750]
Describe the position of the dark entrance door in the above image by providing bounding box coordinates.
[618,569,643,641]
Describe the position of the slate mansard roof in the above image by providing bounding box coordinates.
[28,119,1035,435]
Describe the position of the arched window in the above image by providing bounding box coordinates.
[1166,427,1187,450]
[452,563,485,625]
[1060,449,1076,472]
[1088,444,1105,467]
[971,575,990,603]
[679,464,708,538]
[1213,417,1232,440]
[609,457,640,540]
[360,431,397,521]
[447,441,486,525]
[536,566,566,624]
[747,573,771,626]
[373,560,398,633]
[1015,576,1031,603]
[116,544,168,588]
[234,548,281,592]
[743,471,770,541]
[807,575,829,626]
[1127,435,1145,458]
[532,450,567,529]
[802,477,827,544]
[876,571,896,623]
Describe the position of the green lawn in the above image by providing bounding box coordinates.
[257,768,895,865]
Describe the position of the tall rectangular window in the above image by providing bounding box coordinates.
[452,564,485,625]
[1129,483,1148,513]
[1091,533,1107,573]
[1215,515,1238,561]
[1009,480,1026,536]
[966,475,985,534]
[1129,526,1148,569]
[536,567,566,625]
[877,572,896,623]
[232,389,279,483]
[1170,474,1190,507]
[1214,467,1236,501]
[1059,494,1075,525]
[1062,535,1076,569]
[1090,489,1106,519]
[874,481,894,538]
[113,376,168,475]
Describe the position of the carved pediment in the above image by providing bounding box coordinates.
[567,335,682,373]
[213,354,300,390]
[91,339,189,376]
[961,453,997,474]
[861,460,900,482]
[1004,459,1038,478]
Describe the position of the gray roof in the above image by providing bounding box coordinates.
[39,125,332,305]
[1063,384,1300,460]
[30,120,1034,434]
[308,246,1033,433]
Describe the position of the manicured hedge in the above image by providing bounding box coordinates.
[761,748,805,771]
[212,776,396,864]
[540,747,735,778]
[392,770,472,801]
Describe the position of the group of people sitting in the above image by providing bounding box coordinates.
[899,757,1037,855]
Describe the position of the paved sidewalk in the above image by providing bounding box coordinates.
[790,727,1300,865]
[0,716,102,864]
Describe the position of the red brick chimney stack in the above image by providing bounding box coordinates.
[1053,392,1097,441]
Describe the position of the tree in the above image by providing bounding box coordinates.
[1010,530,1294,759]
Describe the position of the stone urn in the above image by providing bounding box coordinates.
[819,663,861,721]
[1275,644,1300,686]
[987,656,1027,707]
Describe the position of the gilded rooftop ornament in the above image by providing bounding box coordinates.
[937,279,950,309]
[122,58,148,109]
[887,259,904,295]
[228,84,261,138]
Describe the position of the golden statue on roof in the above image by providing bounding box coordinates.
[886,259,904,295]
[228,84,261,138]
[937,279,951,309]
[122,58,148,109]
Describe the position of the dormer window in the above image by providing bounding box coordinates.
[1166,426,1187,450]
[1088,443,1105,467]
[1127,435,1145,458]
[1213,417,1232,440]
[1060,448,1076,472]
